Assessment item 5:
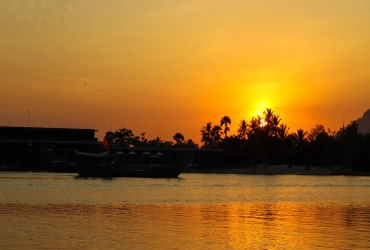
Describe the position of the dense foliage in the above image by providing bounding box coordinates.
[199,109,370,170]
[105,108,370,170]
[105,129,199,148]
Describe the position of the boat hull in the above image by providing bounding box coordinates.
[77,167,183,178]
[75,151,184,178]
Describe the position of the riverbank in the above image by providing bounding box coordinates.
[2,164,370,176]
[183,164,370,176]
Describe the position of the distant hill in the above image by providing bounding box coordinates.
[357,109,370,134]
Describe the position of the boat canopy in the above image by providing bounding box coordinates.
[76,151,112,158]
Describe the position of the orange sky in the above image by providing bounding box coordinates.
[1,0,370,143]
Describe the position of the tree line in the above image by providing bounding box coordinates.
[105,108,370,171]
[105,129,199,148]
[200,109,370,171]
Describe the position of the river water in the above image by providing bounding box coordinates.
[1,172,370,249]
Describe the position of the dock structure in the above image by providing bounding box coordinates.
[0,126,225,171]
[0,126,99,171]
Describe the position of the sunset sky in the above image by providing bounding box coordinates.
[1,0,370,143]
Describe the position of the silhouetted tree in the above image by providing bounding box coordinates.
[105,131,116,144]
[291,129,308,146]
[237,120,248,139]
[185,139,199,148]
[173,132,185,146]
[114,128,139,147]
[289,129,310,165]
[200,122,224,148]
[308,124,326,142]
[200,122,213,148]
[263,108,281,137]
[148,137,163,148]
[140,132,148,144]
[278,124,290,140]
[248,115,263,136]
[220,116,231,137]
[308,125,336,166]
[211,125,223,147]
[244,109,285,165]
[162,141,174,148]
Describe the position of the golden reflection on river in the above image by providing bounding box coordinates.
[1,202,370,249]
[1,173,370,249]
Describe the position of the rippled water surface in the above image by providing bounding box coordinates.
[1,172,370,249]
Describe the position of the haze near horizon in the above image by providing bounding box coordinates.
[1,0,370,142]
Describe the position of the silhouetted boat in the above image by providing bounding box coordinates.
[75,151,185,178]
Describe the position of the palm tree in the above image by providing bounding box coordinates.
[248,116,262,136]
[211,125,223,146]
[237,120,248,139]
[263,108,274,124]
[292,129,308,146]
[200,122,213,148]
[270,115,281,137]
[220,116,231,137]
[263,108,280,136]
[278,124,290,141]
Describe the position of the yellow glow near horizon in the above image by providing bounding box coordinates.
[250,102,271,119]
[242,81,277,119]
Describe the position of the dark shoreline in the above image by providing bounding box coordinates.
[183,165,370,176]
[2,165,370,176]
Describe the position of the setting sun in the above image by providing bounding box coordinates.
[260,118,267,127]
